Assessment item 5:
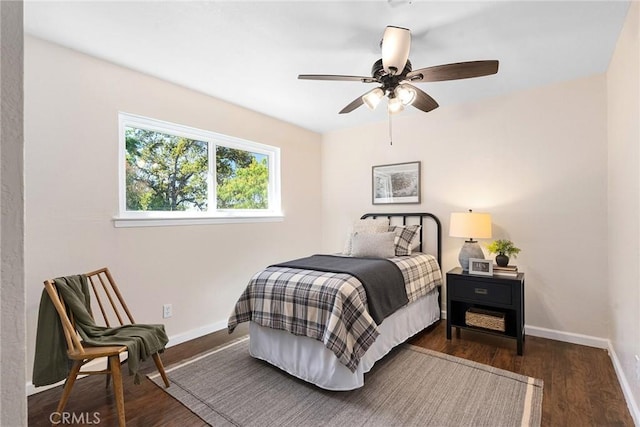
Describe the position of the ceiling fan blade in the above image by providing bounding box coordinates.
[409,85,439,113]
[406,60,499,83]
[381,26,411,75]
[298,74,376,83]
[339,93,366,114]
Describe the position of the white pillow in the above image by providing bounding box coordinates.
[351,232,396,258]
[342,218,390,255]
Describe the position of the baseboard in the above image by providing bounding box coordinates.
[524,325,609,349]
[26,320,230,396]
[608,342,640,426]
[165,319,228,348]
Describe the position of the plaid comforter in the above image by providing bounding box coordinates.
[227,253,442,372]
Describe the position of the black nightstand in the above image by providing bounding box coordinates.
[446,267,525,355]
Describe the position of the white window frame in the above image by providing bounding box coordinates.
[114,112,282,227]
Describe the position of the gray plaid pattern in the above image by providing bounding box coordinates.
[389,225,421,255]
[228,254,441,372]
[391,253,442,302]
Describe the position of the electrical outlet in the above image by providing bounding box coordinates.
[162,304,172,319]
[635,355,640,381]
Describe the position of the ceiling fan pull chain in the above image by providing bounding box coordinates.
[389,110,393,146]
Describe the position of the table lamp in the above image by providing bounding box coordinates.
[449,210,492,271]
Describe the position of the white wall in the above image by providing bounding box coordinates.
[321,74,609,339]
[607,0,640,418]
[1,0,27,423]
[24,36,322,383]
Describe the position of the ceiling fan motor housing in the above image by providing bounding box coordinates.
[372,58,412,94]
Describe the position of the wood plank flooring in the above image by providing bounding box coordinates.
[28,321,634,426]
[409,323,634,426]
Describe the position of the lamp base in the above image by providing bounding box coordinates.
[458,240,485,271]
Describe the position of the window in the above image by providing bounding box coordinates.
[116,113,281,227]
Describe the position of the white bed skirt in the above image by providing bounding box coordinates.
[249,289,441,390]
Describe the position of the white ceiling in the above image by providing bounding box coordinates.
[24,1,630,134]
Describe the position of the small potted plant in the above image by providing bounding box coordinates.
[486,239,521,267]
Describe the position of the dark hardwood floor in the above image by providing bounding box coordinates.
[409,323,634,426]
[28,321,634,426]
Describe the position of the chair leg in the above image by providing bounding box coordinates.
[105,359,111,389]
[152,353,170,388]
[108,355,126,427]
[53,360,83,424]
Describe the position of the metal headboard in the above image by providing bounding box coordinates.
[360,212,442,268]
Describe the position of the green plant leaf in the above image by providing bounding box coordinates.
[486,239,521,258]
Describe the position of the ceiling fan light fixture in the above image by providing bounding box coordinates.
[387,95,404,114]
[381,26,411,75]
[362,88,385,110]
[395,84,416,105]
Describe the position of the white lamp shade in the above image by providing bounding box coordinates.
[449,212,492,240]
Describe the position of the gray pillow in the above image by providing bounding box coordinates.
[351,232,396,258]
[342,218,390,255]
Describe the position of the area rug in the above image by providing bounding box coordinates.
[149,337,543,426]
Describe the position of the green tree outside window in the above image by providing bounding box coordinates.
[125,127,269,212]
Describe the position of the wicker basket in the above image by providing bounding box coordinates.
[465,307,506,332]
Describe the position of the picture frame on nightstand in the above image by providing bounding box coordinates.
[468,258,493,276]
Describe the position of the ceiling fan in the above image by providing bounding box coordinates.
[298,26,499,115]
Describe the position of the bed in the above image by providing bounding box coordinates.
[228,212,443,390]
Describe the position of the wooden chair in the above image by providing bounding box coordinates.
[43,267,170,426]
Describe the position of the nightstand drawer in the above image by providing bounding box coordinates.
[450,279,512,305]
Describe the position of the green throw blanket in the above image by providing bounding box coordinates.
[33,274,168,387]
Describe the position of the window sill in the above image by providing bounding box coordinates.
[113,214,284,228]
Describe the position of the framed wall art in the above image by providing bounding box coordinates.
[372,161,420,205]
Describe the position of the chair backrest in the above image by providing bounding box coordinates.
[43,267,135,355]
[85,268,135,327]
